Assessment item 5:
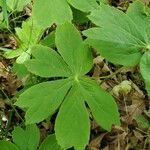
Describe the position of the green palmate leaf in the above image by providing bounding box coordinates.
[25,45,72,78]
[55,22,92,75]
[79,77,120,130]
[12,124,40,150]
[83,2,150,66]
[84,27,142,66]
[67,0,99,12]
[6,0,31,11]
[32,0,72,28]
[55,84,90,150]
[15,79,72,124]
[140,50,150,95]
[16,22,120,149]
[0,141,19,150]
[38,134,63,150]
[4,19,42,63]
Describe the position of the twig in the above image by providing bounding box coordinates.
[0,88,25,123]
[100,67,125,79]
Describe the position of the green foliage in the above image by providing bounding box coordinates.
[0,0,9,28]
[12,63,29,79]
[12,124,40,150]
[0,141,19,150]
[32,0,100,28]
[38,134,63,150]
[72,7,89,23]
[83,1,150,95]
[32,0,72,28]
[15,22,120,149]
[2,0,150,149]
[6,0,31,11]
[4,19,42,63]
[0,125,62,150]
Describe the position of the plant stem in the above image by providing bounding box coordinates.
[100,67,125,79]
[0,88,25,124]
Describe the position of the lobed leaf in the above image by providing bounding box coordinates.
[83,2,150,66]
[56,22,93,75]
[55,84,90,150]
[84,27,142,66]
[16,22,120,149]
[15,79,72,124]
[79,77,120,131]
[25,45,72,78]
[12,124,40,150]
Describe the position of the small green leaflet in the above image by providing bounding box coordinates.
[79,77,120,130]
[25,45,72,78]
[38,134,63,150]
[55,84,90,150]
[12,124,40,150]
[12,63,29,79]
[4,19,42,63]
[0,141,19,150]
[0,125,62,150]
[16,79,72,124]
[83,1,150,95]
[15,22,120,149]
[55,22,92,75]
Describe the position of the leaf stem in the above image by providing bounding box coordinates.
[100,67,125,79]
[0,88,25,124]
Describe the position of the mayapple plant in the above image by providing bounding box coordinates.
[15,22,120,150]
[83,1,150,95]
[4,0,150,149]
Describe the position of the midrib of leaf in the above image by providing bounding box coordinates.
[93,36,144,48]
[26,78,72,109]
[55,84,90,149]
[110,9,145,44]
[127,16,149,45]
[32,59,72,76]
[90,6,146,46]
[102,25,145,47]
